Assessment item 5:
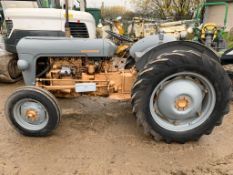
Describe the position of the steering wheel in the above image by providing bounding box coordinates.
[105,30,134,43]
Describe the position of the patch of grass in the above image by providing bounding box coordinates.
[223,32,233,49]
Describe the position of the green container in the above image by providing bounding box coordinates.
[86,8,101,25]
[75,8,101,25]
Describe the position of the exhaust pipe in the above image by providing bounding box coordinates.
[79,0,86,12]
[65,0,71,37]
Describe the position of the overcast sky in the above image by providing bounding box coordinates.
[87,0,132,8]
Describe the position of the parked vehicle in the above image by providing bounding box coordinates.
[5,3,232,143]
[193,1,229,52]
[0,0,96,83]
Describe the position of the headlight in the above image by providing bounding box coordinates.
[180,31,188,39]
[174,32,181,40]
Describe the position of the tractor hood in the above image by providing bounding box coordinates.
[4,8,96,38]
[17,37,116,57]
[16,37,117,85]
[5,8,95,23]
[5,8,63,20]
[1,1,38,9]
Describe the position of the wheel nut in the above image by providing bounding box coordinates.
[26,110,38,121]
[175,97,189,111]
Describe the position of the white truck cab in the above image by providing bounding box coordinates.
[1,0,96,53]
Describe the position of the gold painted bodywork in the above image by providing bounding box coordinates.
[116,45,129,57]
[36,57,136,99]
[114,21,125,35]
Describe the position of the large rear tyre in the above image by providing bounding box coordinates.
[5,87,61,136]
[132,51,231,143]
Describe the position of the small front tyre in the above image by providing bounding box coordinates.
[5,86,61,136]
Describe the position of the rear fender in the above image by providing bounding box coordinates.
[131,40,220,71]
[130,34,176,59]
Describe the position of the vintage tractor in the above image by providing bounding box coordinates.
[4,33,232,143]
[194,1,233,81]
[4,0,232,144]
[193,1,229,52]
[127,17,158,41]
[157,20,196,41]
[152,1,229,52]
[0,0,96,83]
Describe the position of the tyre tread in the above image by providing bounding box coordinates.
[132,50,231,143]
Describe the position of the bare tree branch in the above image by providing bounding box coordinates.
[130,0,204,20]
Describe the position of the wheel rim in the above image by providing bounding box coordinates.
[149,72,216,132]
[13,99,49,131]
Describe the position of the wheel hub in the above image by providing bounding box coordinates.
[19,101,47,125]
[150,72,216,132]
[26,110,38,122]
[156,79,203,121]
[175,96,190,111]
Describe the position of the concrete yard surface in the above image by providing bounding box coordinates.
[0,82,233,175]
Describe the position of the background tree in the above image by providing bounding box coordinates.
[130,0,204,20]
[102,6,135,20]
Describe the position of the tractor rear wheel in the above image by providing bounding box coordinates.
[132,50,231,143]
[5,87,61,136]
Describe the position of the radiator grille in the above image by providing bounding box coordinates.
[69,22,89,38]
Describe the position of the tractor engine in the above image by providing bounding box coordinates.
[36,57,136,98]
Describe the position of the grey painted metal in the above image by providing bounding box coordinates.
[149,72,216,132]
[16,37,117,85]
[17,37,116,57]
[13,99,49,131]
[131,41,220,71]
[129,34,176,60]
[157,79,203,121]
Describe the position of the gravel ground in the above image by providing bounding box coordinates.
[0,82,233,175]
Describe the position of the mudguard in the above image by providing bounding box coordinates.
[16,37,117,85]
[221,48,233,64]
[130,38,220,71]
[130,34,176,59]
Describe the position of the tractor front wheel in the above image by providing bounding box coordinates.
[5,86,61,136]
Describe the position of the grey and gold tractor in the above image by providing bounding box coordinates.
[3,0,232,144]
[4,33,231,143]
